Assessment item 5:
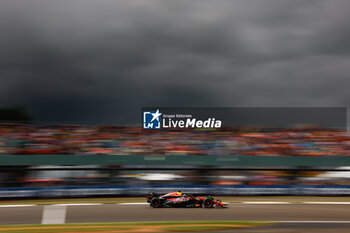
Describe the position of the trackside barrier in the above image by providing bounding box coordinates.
[1,155,350,167]
[2,185,350,198]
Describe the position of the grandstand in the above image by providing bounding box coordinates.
[0,124,349,156]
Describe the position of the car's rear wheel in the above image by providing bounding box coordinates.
[150,197,161,208]
[203,198,214,208]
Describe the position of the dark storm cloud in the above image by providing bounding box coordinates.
[0,0,349,124]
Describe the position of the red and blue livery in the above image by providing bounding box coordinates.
[146,191,227,208]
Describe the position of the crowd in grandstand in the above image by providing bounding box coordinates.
[0,124,349,156]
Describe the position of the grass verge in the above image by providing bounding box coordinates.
[163,225,238,232]
[0,221,273,233]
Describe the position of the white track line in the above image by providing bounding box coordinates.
[2,201,350,208]
[228,201,350,205]
[41,205,66,224]
[0,204,36,208]
[303,202,350,205]
[118,203,149,205]
[53,203,103,206]
[236,202,291,204]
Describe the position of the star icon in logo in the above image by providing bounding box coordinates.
[151,109,162,122]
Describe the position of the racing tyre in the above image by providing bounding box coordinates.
[150,197,161,208]
[203,198,214,208]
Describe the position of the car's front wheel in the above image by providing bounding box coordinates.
[203,198,214,208]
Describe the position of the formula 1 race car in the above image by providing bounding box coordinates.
[146,191,227,208]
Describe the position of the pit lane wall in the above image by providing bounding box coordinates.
[1,185,350,198]
[2,155,350,197]
[1,155,350,167]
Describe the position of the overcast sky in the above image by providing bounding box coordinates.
[0,0,349,124]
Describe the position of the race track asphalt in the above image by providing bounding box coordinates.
[1,197,350,225]
[65,204,350,223]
